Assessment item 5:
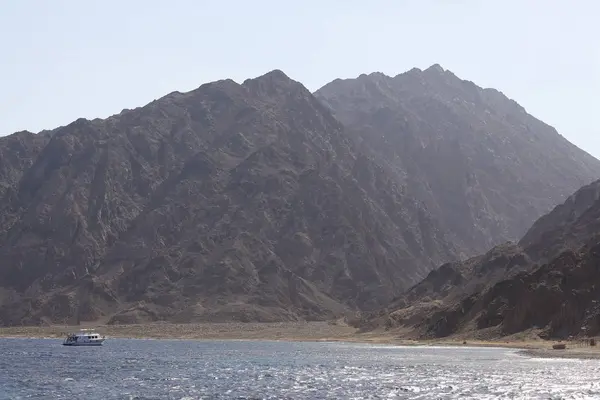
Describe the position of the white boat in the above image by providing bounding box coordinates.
[62,329,106,346]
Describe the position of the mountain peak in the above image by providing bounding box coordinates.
[244,69,292,85]
[425,63,446,74]
[242,69,305,97]
[262,69,289,80]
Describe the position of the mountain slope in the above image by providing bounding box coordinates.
[315,65,600,256]
[0,70,458,326]
[369,180,600,339]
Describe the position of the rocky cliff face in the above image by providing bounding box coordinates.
[372,180,600,339]
[315,65,600,256]
[0,70,458,326]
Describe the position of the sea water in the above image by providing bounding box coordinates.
[1,338,599,399]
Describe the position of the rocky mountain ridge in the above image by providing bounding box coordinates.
[1,65,599,327]
[0,70,458,326]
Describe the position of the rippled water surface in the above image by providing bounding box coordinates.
[2,338,600,399]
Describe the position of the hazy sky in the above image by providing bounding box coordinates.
[2,0,599,156]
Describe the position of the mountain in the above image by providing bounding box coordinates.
[367,180,600,339]
[1,65,599,327]
[315,65,600,257]
[0,70,458,326]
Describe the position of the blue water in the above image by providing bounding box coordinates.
[1,339,600,399]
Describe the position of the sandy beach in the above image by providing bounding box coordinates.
[1,321,599,359]
[0,321,361,342]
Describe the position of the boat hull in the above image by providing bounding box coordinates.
[62,341,104,346]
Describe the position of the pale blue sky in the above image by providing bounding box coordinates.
[1,0,599,157]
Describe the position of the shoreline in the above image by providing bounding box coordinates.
[517,348,600,360]
[1,322,598,359]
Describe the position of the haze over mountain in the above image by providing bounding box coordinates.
[0,66,598,326]
[315,64,600,256]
